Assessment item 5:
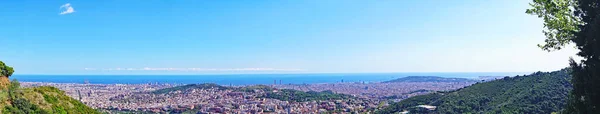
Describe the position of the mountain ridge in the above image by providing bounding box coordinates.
[377,69,571,113]
[384,76,476,83]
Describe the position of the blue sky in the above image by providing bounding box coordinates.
[0,0,578,74]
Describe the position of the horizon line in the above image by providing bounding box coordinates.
[11,71,534,76]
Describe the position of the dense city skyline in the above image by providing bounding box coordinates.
[21,78,473,113]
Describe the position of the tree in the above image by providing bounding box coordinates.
[526,0,582,51]
[8,79,20,100]
[0,61,14,77]
[526,0,600,113]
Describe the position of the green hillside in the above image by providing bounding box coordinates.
[152,83,229,94]
[0,61,99,114]
[262,89,355,102]
[1,80,100,114]
[377,69,572,114]
[153,84,356,102]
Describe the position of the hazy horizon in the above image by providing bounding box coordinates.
[11,71,530,75]
[10,72,522,85]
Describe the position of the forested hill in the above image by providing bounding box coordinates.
[377,69,572,114]
[152,83,229,94]
[152,84,357,102]
[384,76,475,83]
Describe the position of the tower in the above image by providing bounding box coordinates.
[76,90,82,101]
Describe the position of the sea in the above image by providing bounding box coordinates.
[10,72,527,85]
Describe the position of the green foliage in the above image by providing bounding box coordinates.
[43,94,58,104]
[263,89,354,102]
[0,61,14,77]
[0,61,98,113]
[526,0,582,51]
[152,83,230,94]
[378,69,572,113]
[3,81,100,114]
[377,93,443,114]
[4,80,48,114]
[235,85,274,92]
[384,76,475,83]
[564,0,600,113]
[232,85,355,102]
[527,0,600,113]
[8,79,20,100]
[3,98,49,114]
[33,86,100,114]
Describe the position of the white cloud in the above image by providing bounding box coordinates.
[59,3,75,15]
[84,67,305,72]
[83,68,96,70]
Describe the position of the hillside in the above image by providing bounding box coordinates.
[152,84,357,102]
[0,61,99,114]
[152,83,229,94]
[384,76,476,83]
[1,80,100,114]
[377,69,572,114]
[262,89,355,102]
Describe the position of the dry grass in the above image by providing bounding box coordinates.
[0,77,10,89]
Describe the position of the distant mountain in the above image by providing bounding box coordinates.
[152,84,357,102]
[384,76,476,83]
[262,89,356,102]
[377,69,572,114]
[152,83,229,94]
